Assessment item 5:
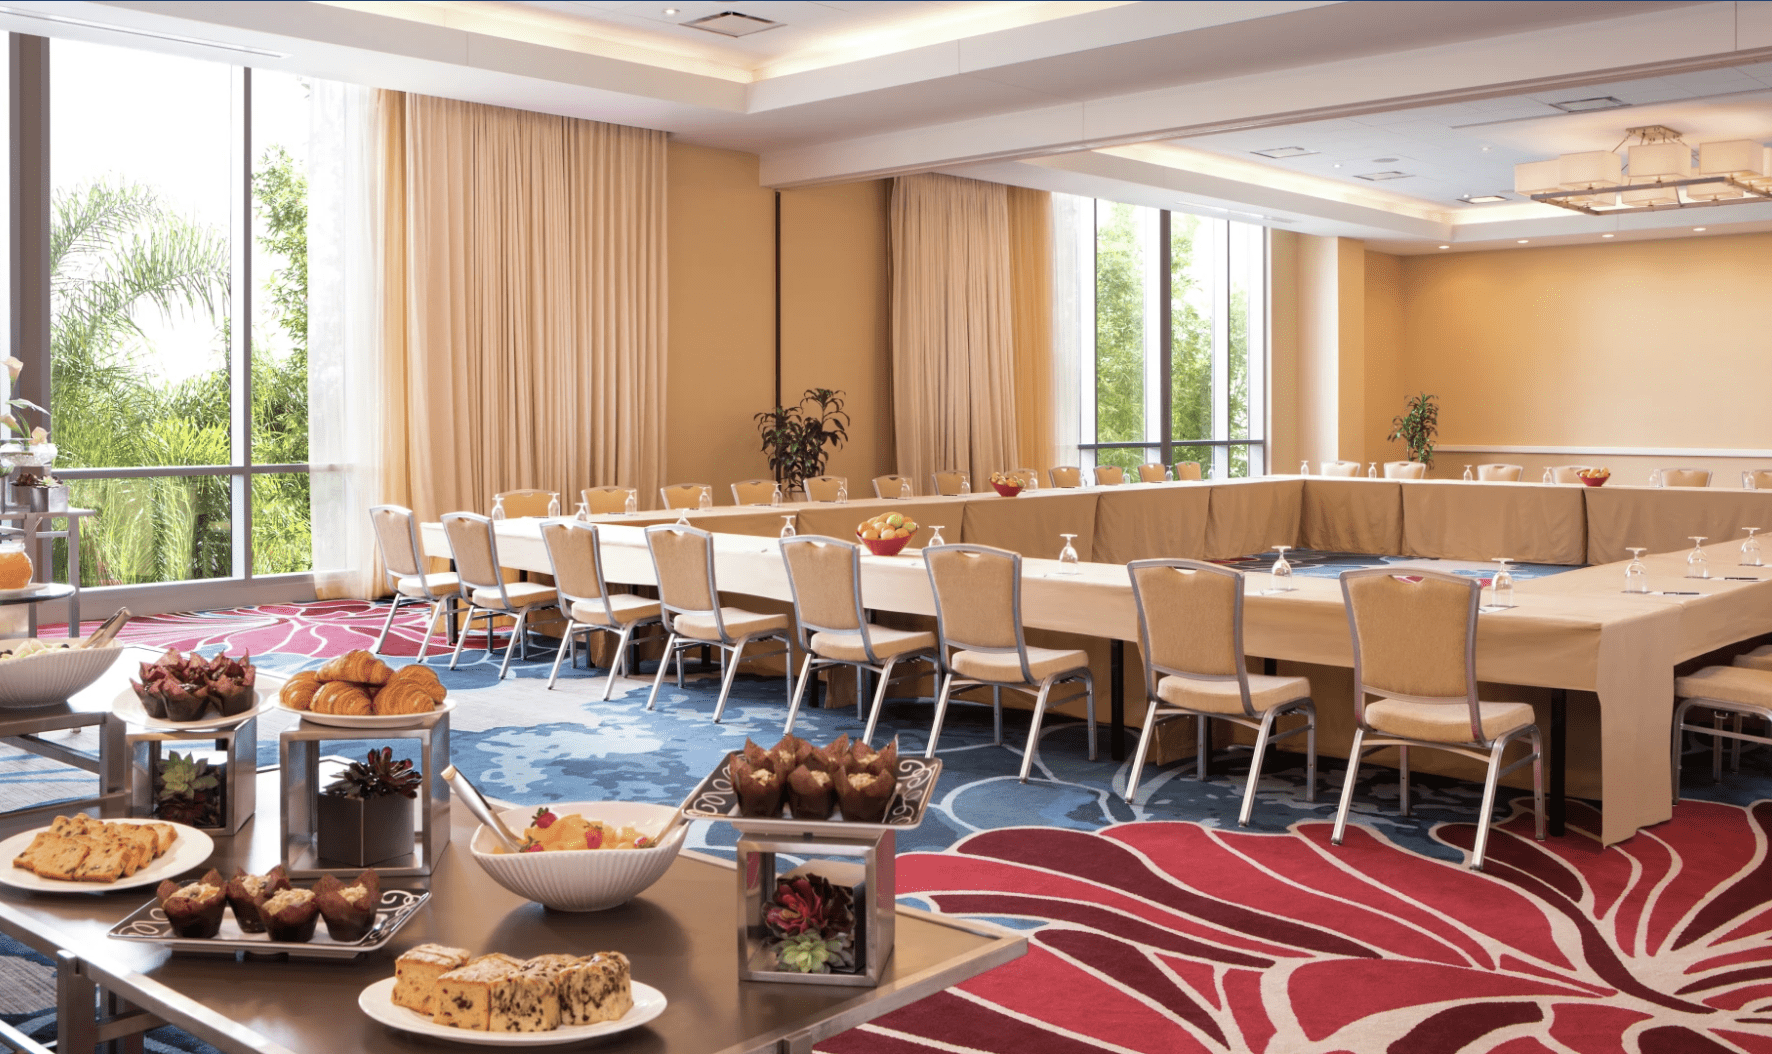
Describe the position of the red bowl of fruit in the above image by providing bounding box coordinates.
[990,472,1029,498]
[1578,470,1610,487]
[860,535,912,557]
[991,482,1022,498]
[857,511,918,557]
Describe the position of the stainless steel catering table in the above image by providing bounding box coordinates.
[0,769,1023,1054]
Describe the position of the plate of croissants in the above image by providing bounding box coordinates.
[278,650,453,729]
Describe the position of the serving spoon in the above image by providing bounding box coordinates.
[441,764,526,853]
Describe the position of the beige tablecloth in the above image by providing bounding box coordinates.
[1401,480,1587,565]
[1203,478,1303,559]
[1298,478,1403,555]
[1583,485,1772,566]
[960,490,1099,562]
[1090,484,1212,564]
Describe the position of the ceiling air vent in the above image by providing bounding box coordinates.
[1252,146,1316,159]
[1354,170,1411,181]
[683,11,782,37]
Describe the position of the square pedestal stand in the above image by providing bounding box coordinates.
[278,717,450,878]
[127,718,257,836]
[736,827,896,987]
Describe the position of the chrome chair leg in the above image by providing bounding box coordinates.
[1239,708,1280,828]
[1731,713,1744,771]
[925,674,956,759]
[1672,697,1696,805]
[646,633,680,710]
[1469,738,1511,871]
[1126,700,1161,804]
[712,637,749,724]
[1084,671,1097,762]
[1398,745,1411,818]
[373,596,405,654]
[498,609,528,680]
[862,656,898,746]
[546,620,580,689]
[1197,713,1210,780]
[1330,728,1367,846]
[783,652,816,736]
[1303,701,1319,804]
[414,599,444,664]
[1019,678,1057,784]
[448,608,478,670]
[783,638,794,708]
[991,686,1003,746]
[603,623,638,701]
[1531,727,1546,841]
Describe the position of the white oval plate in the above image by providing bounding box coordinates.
[283,696,456,729]
[0,820,215,893]
[358,975,666,1046]
[114,686,273,732]
[0,583,57,599]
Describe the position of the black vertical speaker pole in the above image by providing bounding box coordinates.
[773,190,782,410]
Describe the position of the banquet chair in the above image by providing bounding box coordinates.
[1007,468,1040,490]
[1173,461,1203,481]
[1477,464,1524,482]
[1551,465,1599,484]
[803,475,847,502]
[540,521,662,697]
[1382,461,1427,480]
[581,486,632,515]
[1049,466,1082,489]
[1673,664,1772,798]
[779,536,939,743]
[1748,470,1772,490]
[494,489,552,517]
[644,524,793,722]
[1125,559,1315,824]
[1319,461,1361,477]
[1330,568,1544,870]
[441,512,561,679]
[660,483,712,509]
[1661,468,1712,488]
[367,504,460,663]
[731,479,779,505]
[923,544,1097,779]
[1137,463,1168,483]
[1094,466,1125,486]
[873,475,914,498]
[931,470,970,496]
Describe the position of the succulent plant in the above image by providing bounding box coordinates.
[154,751,223,827]
[325,747,422,800]
[776,932,851,974]
[765,873,854,940]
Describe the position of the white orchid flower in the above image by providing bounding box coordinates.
[2,358,20,380]
[0,415,19,434]
[28,427,46,445]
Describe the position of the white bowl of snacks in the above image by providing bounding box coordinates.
[469,801,686,912]
[0,638,121,710]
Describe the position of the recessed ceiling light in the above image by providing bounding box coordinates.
[1438,245,1450,250]
[1480,145,1492,153]
[1252,147,1317,159]
[1517,239,1530,244]
[1693,226,1707,232]
[1602,233,1615,238]
[682,10,782,36]
[1355,170,1411,181]
[663,6,679,14]
[1372,157,1400,163]
[1460,194,1508,204]
[1549,96,1628,113]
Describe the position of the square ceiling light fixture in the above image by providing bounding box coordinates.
[1252,146,1317,159]
[683,10,782,36]
[1549,96,1628,113]
[1354,170,1411,181]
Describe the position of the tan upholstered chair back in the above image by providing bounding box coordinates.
[1662,468,1711,488]
[1751,470,1772,490]
[873,475,913,498]
[660,483,711,509]
[780,537,864,637]
[541,521,606,604]
[1341,569,1477,704]
[925,545,1021,652]
[1476,464,1523,482]
[1128,560,1242,682]
[1383,461,1426,480]
[495,489,552,517]
[1173,461,1202,481]
[931,470,970,496]
[646,526,717,615]
[441,513,503,593]
[803,476,846,502]
[1137,463,1167,483]
[732,479,777,505]
[582,486,631,515]
[1094,465,1124,485]
[1049,466,1082,488]
[1319,461,1360,477]
[369,505,424,578]
[1551,465,1597,484]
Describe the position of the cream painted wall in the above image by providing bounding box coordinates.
[666,142,892,505]
[1287,234,1369,470]
[1364,250,1405,467]
[1268,230,1301,473]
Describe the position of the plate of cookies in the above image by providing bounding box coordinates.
[278,650,454,729]
[0,814,213,893]
[358,944,665,1045]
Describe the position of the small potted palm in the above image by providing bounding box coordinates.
[317,747,421,867]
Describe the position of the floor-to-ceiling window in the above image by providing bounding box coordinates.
[27,37,310,595]
[1077,201,1267,479]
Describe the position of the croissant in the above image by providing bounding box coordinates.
[385,663,446,701]
[372,680,436,716]
[311,681,373,716]
[279,671,322,711]
[316,650,393,686]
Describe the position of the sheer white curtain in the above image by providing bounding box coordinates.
[308,80,385,599]
[1050,192,1090,472]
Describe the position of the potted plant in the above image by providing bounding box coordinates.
[1388,392,1439,467]
[754,388,850,495]
[765,871,857,974]
[317,747,421,867]
[154,750,225,829]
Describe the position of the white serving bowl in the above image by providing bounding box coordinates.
[469,800,686,912]
[0,642,121,710]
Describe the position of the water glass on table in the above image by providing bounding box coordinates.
[779,515,796,539]
[1269,546,1295,592]
[624,489,637,516]
[547,492,561,517]
[1742,528,1762,568]
[491,494,507,521]
[1462,465,1473,481]
[1624,548,1650,593]
[1687,537,1709,579]
[1056,534,1081,574]
[698,486,713,510]
[1489,558,1515,608]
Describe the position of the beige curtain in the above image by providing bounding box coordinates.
[377,91,666,573]
[1007,186,1055,475]
[890,174,1018,489]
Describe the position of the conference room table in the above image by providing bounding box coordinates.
[422,477,1772,846]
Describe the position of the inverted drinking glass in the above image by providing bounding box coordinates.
[927,525,946,547]
[1462,465,1474,481]
[547,492,561,518]
[779,515,796,539]
[1269,545,1295,592]
[1367,462,1378,478]
[1649,469,1663,488]
[899,479,911,499]
[770,483,783,507]
[698,486,712,511]
[960,477,971,494]
[624,489,637,516]
[1742,527,1763,567]
[1624,548,1649,593]
[1056,534,1081,574]
[1687,537,1709,579]
[1542,468,1553,484]
[490,495,506,522]
[1744,471,1758,491]
[1490,558,1515,609]
[835,481,849,504]
[1300,460,1310,476]
[574,500,590,523]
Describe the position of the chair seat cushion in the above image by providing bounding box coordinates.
[810,627,935,664]
[673,607,788,641]
[396,572,459,598]
[571,594,661,627]
[1678,665,1772,708]
[1732,646,1772,673]
[1365,698,1535,743]
[1156,673,1310,715]
[951,646,1087,684]
[470,581,556,610]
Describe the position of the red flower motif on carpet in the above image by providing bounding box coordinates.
[831,800,1772,1054]
[61,600,459,661]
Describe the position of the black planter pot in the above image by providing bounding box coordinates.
[316,792,414,867]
